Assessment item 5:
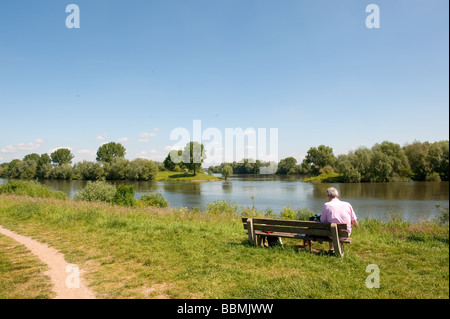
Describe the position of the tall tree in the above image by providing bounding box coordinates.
[96,142,126,163]
[427,141,449,181]
[404,141,431,181]
[276,157,298,174]
[221,164,233,179]
[50,148,74,166]
[23,153,40,164]
[163,150,183,171]
[182,142,206,176]
[372,141,409,176]
[303,145,336,174]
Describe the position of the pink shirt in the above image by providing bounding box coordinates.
[321,198,357,236]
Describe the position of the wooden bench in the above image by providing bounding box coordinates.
[242,217,352,257]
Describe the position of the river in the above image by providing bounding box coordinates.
[0,176,448,223]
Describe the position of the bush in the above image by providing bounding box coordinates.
[205,200,240,216]
[75,161,105,180]
[240,207,264,218]
[137,192,169,208]
[280,205,296,220]
[49,164,74,180]
[426,172,441,182]
[435,203,449,225]
[113,185,136,207]
[279,206,316,220]
[104,158,130,180]
[264,206,277,218]
[296,208,315,221]
[74,181,116,203]
[0,180,67,200]
[128,159,158,181]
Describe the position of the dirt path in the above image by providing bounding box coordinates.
[0,225,96,299]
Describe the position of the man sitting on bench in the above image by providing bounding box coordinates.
[320,187,358,253]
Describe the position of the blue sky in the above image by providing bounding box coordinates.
[0,0,448,165]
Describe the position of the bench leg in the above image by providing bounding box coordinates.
[330,223,344,257]
[256,235,263,247]
[263,236,268,247]
[247,218,256,246]
[305,239,312,252]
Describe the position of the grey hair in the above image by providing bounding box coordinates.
[326,187,339,198]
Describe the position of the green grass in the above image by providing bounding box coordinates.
[0,180,68,200]
[302,171,345,183]
[155,171,222,182]
[0,233,55,299]
[0,194,448,299]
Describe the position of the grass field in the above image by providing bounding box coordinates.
[0,194,448,299]
[155,171,222,182]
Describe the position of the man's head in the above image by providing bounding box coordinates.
[326,187,339,200]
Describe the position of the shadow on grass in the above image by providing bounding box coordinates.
[229,240,337,257]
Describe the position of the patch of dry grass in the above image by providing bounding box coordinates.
[0,233,55,299]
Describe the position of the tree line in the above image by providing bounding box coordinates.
[0,141,208,181]
[1,140,448,183]
[0,142,160,181]
[208,140,449,182]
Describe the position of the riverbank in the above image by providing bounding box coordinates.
[155,171,222,182]
[0,194,448,299]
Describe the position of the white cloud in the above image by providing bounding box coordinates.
[150,154,165,161]
[136,151,149,159]
[118,137,128,142]
[150,149,158,154]
[138,138,150,143]
[140,132,157,138]
[283,152,305,162]
[1,139,43,153]
[96,134,107,140]
[153,128,159,131]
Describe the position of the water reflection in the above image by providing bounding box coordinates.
[0,177,448,223]
[315,182,449,201]
[222,181,233,194]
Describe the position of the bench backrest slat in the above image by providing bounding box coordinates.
[242,217,349,238]
[253,224,347,237]
[242,217,347,230]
